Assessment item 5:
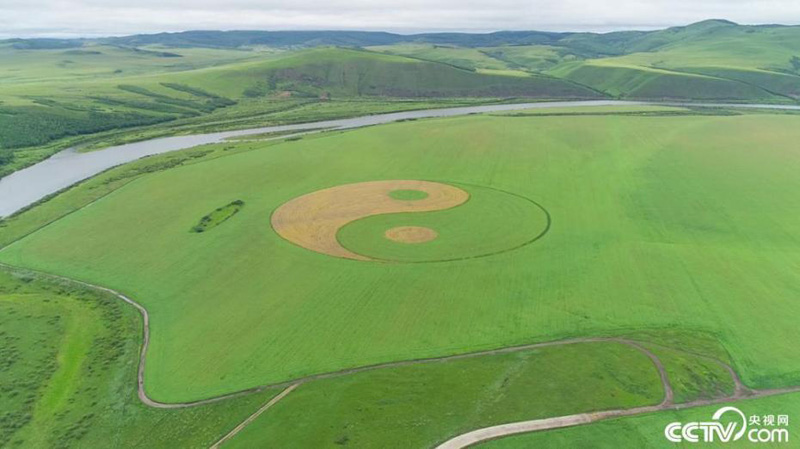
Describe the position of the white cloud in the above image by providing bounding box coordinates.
[1,0,798,38]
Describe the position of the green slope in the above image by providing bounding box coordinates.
[365,44,512,71]
[0,44,601,179]
[549,21,800,101]
[563,19,741,55]
[362,20,800,102]
[2,264,738,448]
[548,61,780,101]
[226,332,740,448]
[5,21,800,179]
[177,47,602,99]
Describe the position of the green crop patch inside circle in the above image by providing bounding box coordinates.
[388,189,429,201]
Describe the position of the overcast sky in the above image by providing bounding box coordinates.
[2,0,799,38]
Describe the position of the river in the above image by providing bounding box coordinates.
[2,100,799,217]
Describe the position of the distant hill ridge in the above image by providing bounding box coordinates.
[3,19,800,181]
[5,20,794,56]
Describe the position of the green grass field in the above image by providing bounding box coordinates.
[0,268,283,448]
[224,341,664,448]
[3,261,743,447]
[480,392,800,448]
[361,44,513,71]
[2,111,799,405]
[4,22,800,445]
[220,333,749,447]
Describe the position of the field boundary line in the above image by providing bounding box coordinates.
[0,175,142,252]
[209,382,301,449]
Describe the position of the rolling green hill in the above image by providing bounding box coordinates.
[176,47,599,98]
[4,20,800,179]
[544,20,800,101]
[364,21,800,102]
[365,44,514,71]
[547,61,781,101]
[2,44,593,178]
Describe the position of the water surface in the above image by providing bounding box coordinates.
[2,100,799,217]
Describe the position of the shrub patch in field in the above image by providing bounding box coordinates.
[191,200,244,233]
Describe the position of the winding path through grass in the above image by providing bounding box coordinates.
[2,261,798,448]
[436,362,799,448]
[0,261,674,408]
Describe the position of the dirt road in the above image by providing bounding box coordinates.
[3,262,798,449]
[436,377,799,448]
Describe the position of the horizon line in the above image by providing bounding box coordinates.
[4,19,800,40]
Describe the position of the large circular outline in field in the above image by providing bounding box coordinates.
[270,180,470,261]
[339,181,552,263]
[270,180,551,263]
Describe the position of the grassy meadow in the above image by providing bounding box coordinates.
[3,21,800,446]
[542,21,800,102]
[0,268,283,448]
[480,392,800,448]
[221,332,744,447]
[2,258,737,447]
[2,111,799,403]
[224,341,664,448]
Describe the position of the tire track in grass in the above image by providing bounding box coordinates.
[209,382,302,449]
